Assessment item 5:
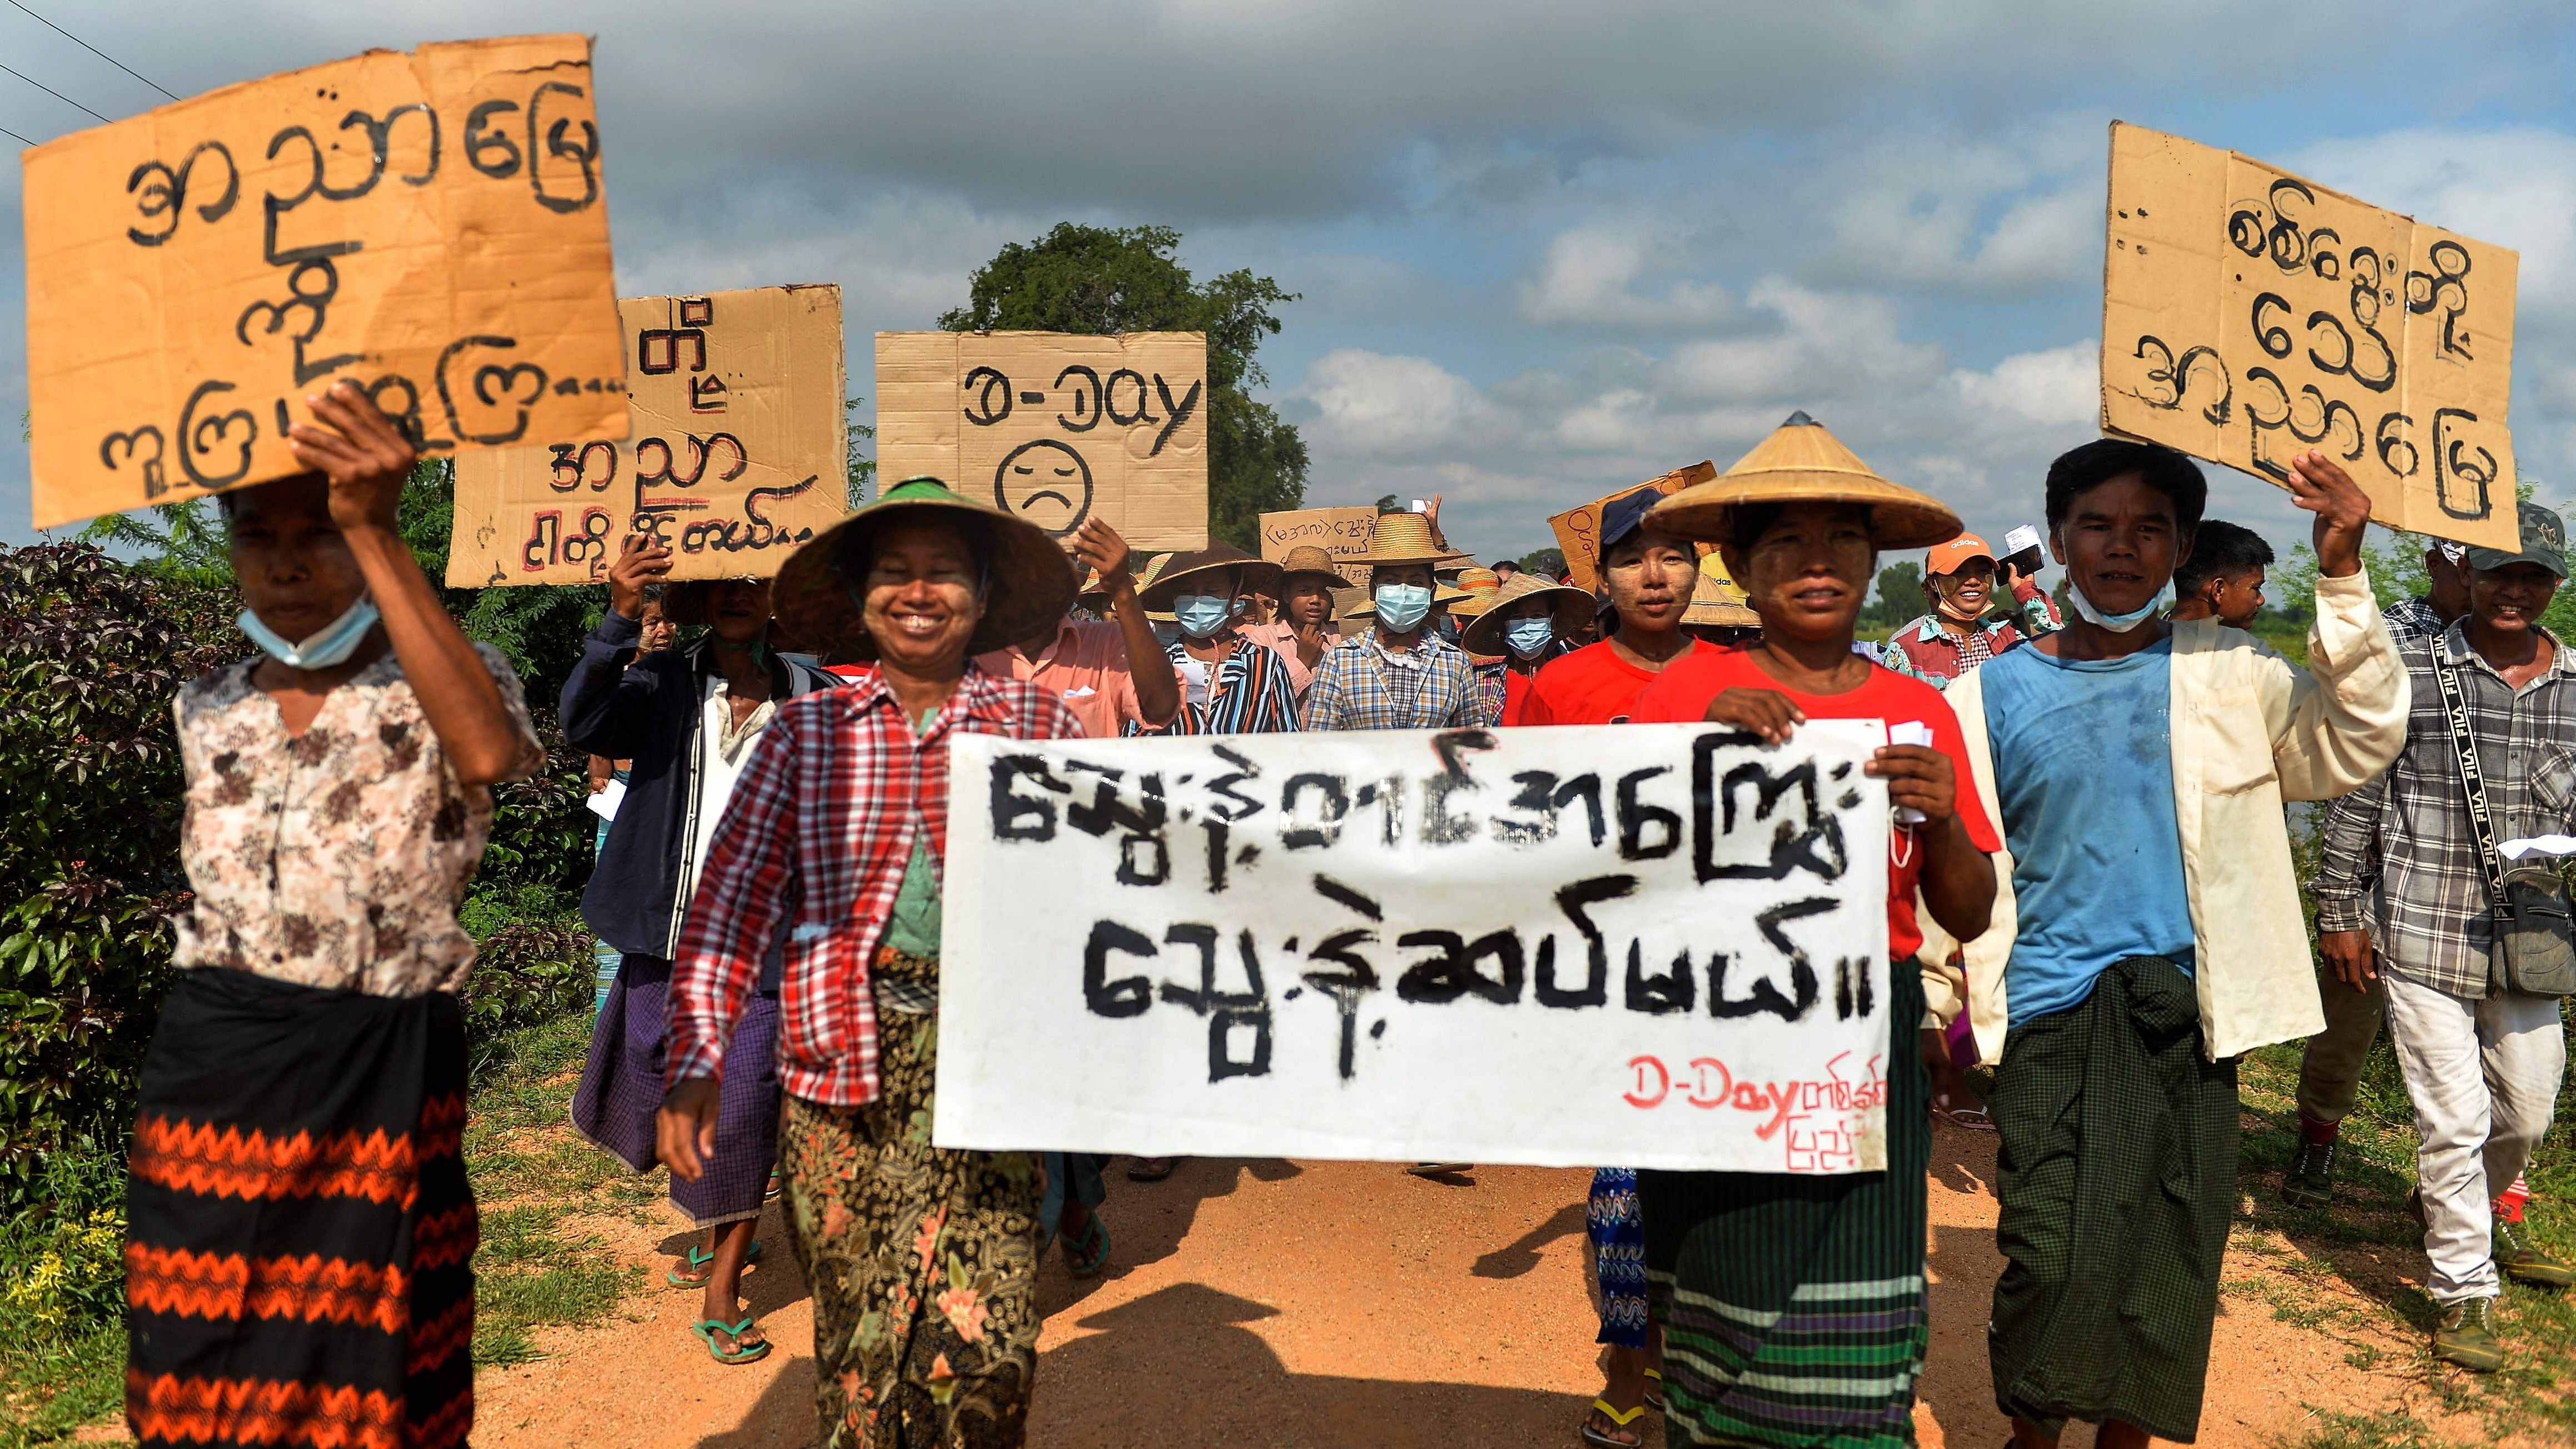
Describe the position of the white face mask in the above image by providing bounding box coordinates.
[2065,578,2169,632]
[237,595,381,669]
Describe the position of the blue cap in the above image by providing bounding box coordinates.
[1598,486,1664,561]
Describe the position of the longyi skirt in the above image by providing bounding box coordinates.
[570,953,782,1228]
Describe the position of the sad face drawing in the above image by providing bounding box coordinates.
[993,438,1095,538]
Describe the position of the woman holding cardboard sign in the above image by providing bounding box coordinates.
[125,384,543,1449]
[659,477,1085,1449]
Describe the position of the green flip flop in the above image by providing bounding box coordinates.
[666,1238,764,1288]
[691,1314,772,1365]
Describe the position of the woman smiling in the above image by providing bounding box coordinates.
[656,477,1083,1449]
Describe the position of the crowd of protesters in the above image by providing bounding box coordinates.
[120,382,2572,1449]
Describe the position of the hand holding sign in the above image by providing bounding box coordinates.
[2285,449,2374,578]
[286,382,421,538]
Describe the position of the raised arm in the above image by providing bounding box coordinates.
[2266,454,2409,801]
[287,381,538,789]
[559,537,674,759]
[1073,518,1180,729]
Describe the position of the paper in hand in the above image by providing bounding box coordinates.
[1888,721,1933,825]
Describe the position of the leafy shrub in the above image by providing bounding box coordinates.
[0,1142,127,1338]
[0,544,237,1211]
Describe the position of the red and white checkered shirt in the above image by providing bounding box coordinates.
[665,662,1084,1106]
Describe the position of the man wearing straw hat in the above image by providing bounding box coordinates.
[1630,410,2001,1449]
[1237,545,1347,694]
[1936,440,2403,1447]
[1301,510,1491,732]
[1131,542,1302,735]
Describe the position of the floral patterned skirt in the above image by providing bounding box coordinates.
[781,947,1046,1449]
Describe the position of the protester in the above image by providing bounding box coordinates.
[2310,500,2575,1371]
[1517,488,1710,726]
[976,517,1180,741]
[659,476,1082,1448]
[1300,511,1489,732]
[1879,530,2058,689]
[126,384,541,1449]
[2166,518,2275,628]
[1131,542,1300,735]
[1938,439,2403,1447]
[2284,540,2476,1209]
[1458,572,1590,725]
[562,544,838,1365]
[1237,545,1344,694]
[1628,410,2001,1449]
[586,588,674,1013]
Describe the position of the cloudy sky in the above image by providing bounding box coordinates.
[7,1,2576,569]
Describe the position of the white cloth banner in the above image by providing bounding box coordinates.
[936,721,1893,1173]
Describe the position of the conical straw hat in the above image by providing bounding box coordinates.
[1680,568,1761,629]
[1648,411,1960,550]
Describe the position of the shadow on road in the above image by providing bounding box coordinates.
[1473,1197,1585,1279]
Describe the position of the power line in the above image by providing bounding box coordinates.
[0,60,108,123]
[5,1,176,100]
[0,122,33,147]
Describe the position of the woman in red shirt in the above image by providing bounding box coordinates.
[1520,486,1712,726]
[1624,411,2000,1449]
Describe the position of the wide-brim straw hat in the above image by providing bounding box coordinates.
[1680,569,1762,629]
[1458,572,1595,654]
[1445,566,1504,619]
[1276,545,1347,586]
[1352,510,1468,565]
[1647,410,1960,550]
[1340,578,1472,621]
[773,475,1077,661]
[1139,544,1286,610]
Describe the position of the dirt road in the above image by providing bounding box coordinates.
[473,1126,2453,1448]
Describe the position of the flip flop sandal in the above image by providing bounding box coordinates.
[666,1238,764,1288]
[1935,1105,1997,1133]
[1580,1399,1648,1448]
[764,1171,783,1203]
[1064,1213,1112,1279]
[1643,1368,1665,1412]
[691,1315,773,1365]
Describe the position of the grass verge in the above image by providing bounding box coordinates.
[0,1004,651,1446]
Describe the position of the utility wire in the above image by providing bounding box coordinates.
[5,0,176,100]
[0,60,108,123]
[0,121,34,147]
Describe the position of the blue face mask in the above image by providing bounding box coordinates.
[2066,579,2168,632]
[1374,583,1433,634]
[1503,616,1556,659]
[1172,594,1234,639]
[238,595,381,670]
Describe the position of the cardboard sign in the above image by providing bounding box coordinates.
[1259,505,1376,585]
[22,36,626,530]
[1547,461,1717,592]
[2100,122,2520,551]
[937,723,1894,1172]
[447,286,847,586]
[874,332,1207,551]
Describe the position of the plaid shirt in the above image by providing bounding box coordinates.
[1471,655,1509,724]
[1127,633,1301,736]
[667,664,1083,1104]
[2381,594,2447,646]
[2312,624,2576,997]
[1300,631,1491,731]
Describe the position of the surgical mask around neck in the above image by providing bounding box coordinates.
[238,595,381,670]
[2066,577,2169,633]
[1173,594,1233,640]
[1374,583,1433,634]
[1504,616,1556,659]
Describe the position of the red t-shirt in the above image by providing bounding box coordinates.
[1516,639,1715,726]
[1631,646,2000,964]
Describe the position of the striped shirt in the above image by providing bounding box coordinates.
[1127,633,1301,736]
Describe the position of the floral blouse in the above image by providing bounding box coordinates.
[171,645,543,997]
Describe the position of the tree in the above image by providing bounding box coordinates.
[939,224,1307,549]
[1516,547,1568,579]
[846,397,877,509]
[1862,561,1923,629]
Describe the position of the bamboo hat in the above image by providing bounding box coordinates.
[1351,510,1466,565]
[1139,544,1285,610]
[1276,545,1347,587]
[772,476,1077,661]
[1648,411,1960,550]
[1680,567,1761,630]
[1445,566,1504,619]
[1458,572,1595,654]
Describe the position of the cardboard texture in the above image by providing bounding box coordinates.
[874,331,1208,551]
[2100,122,2519,551]
[23,36,627,530]
[1547,460,1718,591]
[448,286,847,586]
[1259,505,1377,585]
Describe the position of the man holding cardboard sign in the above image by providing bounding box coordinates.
[22,36,626,529]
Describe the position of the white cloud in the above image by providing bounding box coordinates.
[2294,128,2576,330]
[1297,348,1505,460]
[1519,224,1732,327]
[1950,341,2098,427]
